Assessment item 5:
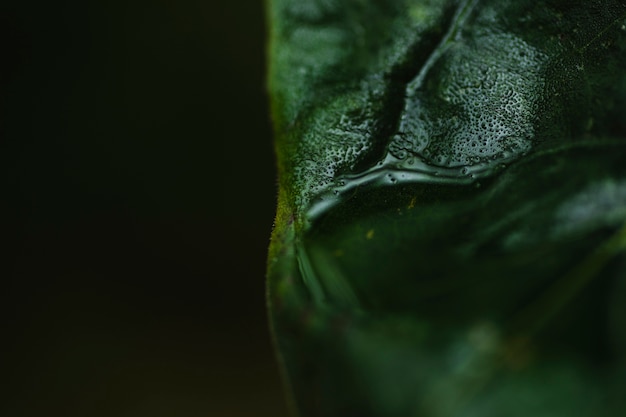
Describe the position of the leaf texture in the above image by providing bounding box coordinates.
[267,1,626,416]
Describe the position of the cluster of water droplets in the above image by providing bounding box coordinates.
[292,91,379,210]
[304,18,548,220]
[292,3,555,222]
[390,31,546,169]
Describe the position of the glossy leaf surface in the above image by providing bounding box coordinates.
[267,1,626,416]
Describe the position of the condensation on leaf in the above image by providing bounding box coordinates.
[267,1,626,416]
[391,31,546,168]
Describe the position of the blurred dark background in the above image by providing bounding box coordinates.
[1,1,287,416]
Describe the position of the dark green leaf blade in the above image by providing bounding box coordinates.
[267,1,626,416]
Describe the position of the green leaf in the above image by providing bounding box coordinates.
[267,1,626,416]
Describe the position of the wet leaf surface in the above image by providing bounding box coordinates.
[267,1,626,416]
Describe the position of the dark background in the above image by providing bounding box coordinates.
[1,1,288,416]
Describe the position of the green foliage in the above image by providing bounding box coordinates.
[267,1,626,416]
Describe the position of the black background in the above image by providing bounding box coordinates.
[2,1,287,416]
